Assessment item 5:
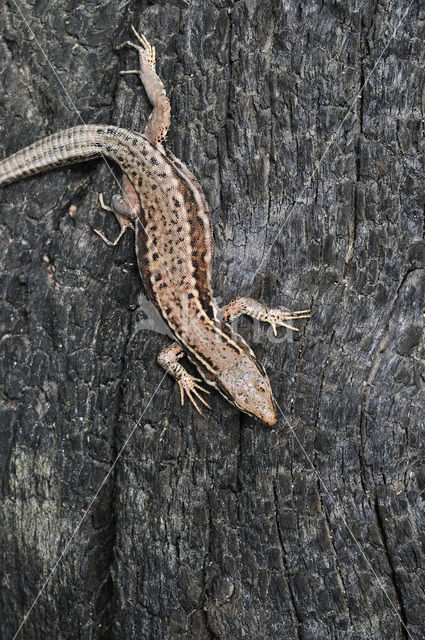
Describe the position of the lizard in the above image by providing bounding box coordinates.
[0,27,309,426]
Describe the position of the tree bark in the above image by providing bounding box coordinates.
[1,1,424,638]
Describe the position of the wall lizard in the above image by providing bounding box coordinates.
[0,27,309,425]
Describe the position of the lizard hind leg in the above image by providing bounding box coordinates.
[94,174,140,246]
[116,26,171,145]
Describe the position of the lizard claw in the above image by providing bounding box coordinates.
[115,27,156,73]
[278,307,311,319]
[178,376,210,415]
[130,26,156,67]
[266,307,311,334]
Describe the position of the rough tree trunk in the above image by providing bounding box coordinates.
[1,1,424,638]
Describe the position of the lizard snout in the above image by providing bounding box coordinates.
[217,355,277,426]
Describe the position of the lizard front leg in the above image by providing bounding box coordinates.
[116,27,171,145]
[157,343,210,415]
[221,296,310,335]
[94,173,140,246]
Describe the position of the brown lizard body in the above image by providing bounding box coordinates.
[0,28,309,425]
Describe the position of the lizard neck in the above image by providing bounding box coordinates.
[177,315,252,379]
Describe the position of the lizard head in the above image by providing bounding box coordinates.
[217,355,277,426]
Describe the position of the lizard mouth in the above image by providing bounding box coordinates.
[238,400,277,426]
[257,405,277,426]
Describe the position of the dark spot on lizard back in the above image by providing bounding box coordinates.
[183,191,196,205]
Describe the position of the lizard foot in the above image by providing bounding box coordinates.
[93,193,135,246]
[116,26,156,75]
[178,375,210,415]
[264,307,311,335]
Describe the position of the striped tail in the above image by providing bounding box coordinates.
[0,125,119,186]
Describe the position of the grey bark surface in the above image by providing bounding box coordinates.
[1,1,424,638]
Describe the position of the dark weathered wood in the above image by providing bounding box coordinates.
[1,1,424,638]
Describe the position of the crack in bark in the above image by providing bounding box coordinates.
[94,281,134,638]
[423,201,425,240]
[374,495,409,639]
[358,265,420,492]
[273,483,303,639]
[343,6,364,276]
[317,482,354,631]
[312,329,335,470]
[217,7,233,224]
[200,492,217,639]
